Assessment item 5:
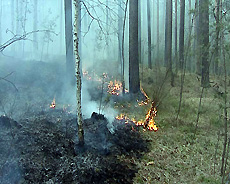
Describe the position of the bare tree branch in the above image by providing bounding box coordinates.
[0,29,58,53]
[0,72,18,92]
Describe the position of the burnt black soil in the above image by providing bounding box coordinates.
[0,111,150,184]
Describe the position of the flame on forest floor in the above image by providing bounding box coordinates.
[50,98,56,109]
[137,86,150,106]
[116,101,158,132]
[107,80,123,96]
[82,70,129,96]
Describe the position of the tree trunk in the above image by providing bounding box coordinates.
[65,0,74,84]
[73,0,84,146]
[214,0,220,75]
[138,0,142,68]
[11,0,15,52]
[220,36,228,180]
[78,0,82,66]
[122,0,128,94]
[60,0,63,53]
[156,0,159,67]
[106,0,109,59]
[152,1,154,63]
[194,0,200,74]
[175,0,178,72]
[0,0,2,45]
[118,0,123,77]
[33,0,38,52]
[164,0,168,67]
[179,0,185,70]
[147,0,152,69]
[199,0,210,87]
[187,0,192,72]
[162,0,165,63]
[16,0,19,37]
[165,0,173,86]
[129,0,140,94]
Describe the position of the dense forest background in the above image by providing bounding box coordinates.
[0,0,230,183]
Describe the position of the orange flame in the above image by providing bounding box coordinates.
[138,86,150,106]
[50,98,56,109]
[107,80,123,96]
[116,102,158,131]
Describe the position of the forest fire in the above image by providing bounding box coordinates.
[142,102,158,131]
[137,86,150,106]
[116,102,158,132]
[107,80,123,96]
[50,98,56,109]
[83,70,127,96]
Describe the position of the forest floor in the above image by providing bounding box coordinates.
[114,68,230,184]
[0,59,229,183]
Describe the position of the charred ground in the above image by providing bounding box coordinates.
[0,59,151,184]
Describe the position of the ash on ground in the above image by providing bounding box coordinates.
[0,111,150,184]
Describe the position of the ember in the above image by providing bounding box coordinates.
[50,98,56,109]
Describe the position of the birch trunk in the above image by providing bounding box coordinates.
[74,0,84,146]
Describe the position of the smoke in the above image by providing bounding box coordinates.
[81,81,99,118]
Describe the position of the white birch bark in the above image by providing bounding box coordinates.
[73,0,84,146]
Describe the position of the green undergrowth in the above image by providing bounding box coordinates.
[113,68,230,183]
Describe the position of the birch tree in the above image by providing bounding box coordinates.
[73,0,84,146]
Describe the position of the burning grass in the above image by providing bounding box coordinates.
[1,59,229,183]
[50,97,56,109]
[130,70,229,183]
[110,69,229,183]
[116,101,158,132]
